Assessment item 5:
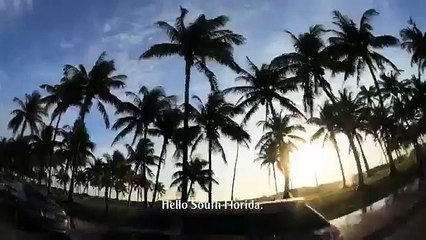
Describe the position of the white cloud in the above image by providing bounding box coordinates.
[59,41,75,49]
[103,23,112,33]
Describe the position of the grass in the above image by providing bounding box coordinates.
[47,152,421,226]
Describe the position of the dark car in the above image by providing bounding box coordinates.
[102,199,343,240]
[4,182,70,234]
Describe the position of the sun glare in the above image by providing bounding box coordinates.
[290,142,332,188]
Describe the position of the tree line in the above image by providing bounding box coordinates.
[0,8,425,210]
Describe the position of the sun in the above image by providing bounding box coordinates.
[289,142,332,188]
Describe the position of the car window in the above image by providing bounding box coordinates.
[8,182,26,200]
[23,184,47,202]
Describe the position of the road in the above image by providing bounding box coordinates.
[386,206,426,240]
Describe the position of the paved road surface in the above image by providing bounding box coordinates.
[386,207,426,240]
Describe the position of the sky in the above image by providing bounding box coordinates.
[0,0,423,201]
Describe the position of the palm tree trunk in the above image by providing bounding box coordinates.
[137,187,140,202]
[67,153,78,202]
[151,138,167,207]
[116,188,119,201]
[142,128,148,208]
[272,164,278,196]
[332,137,347,187]
[378,139,389,163]
[231,143,239,201]
[385,140,397,176]
[347,132,365,188]
[20,120,27,138]
[187,181,194,199]
[47,113,62,195]
[355,134,371,177]
[181,59,192,202]
[281,147,291,199]
[104,186,109,215]
[208,137,213,203]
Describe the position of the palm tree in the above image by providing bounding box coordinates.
[29,125,57,185]
[141,7,244,200]
[379,72,411,105]
[8,91,47,138]
[59,120,96,202]
[112,86,174,145]
[40,78,84,194]
[149,107,182,207]
[103,150,130,201]
[224,57,303,124]
[254,141,280,196]
[113,86,173,206]
[256,113,305,198]
[155,182,166,201]
[230,124,250,201]
[400,18,426,79]
[171,157,217,197]
[334,89,374,187]
[125,139,158,207]
[64,52,126,126]
[190,92,250,202]
[327,9,399,118]
[64,52,125,201]
[271,25,339,116]
[308,102,347,187]
[55,167,69,194]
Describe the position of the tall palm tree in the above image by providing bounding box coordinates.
[141,7,244,200]
[256,113,305,198]
[334,89,374,187]
[64,52,125,201]
[224,58,303,124]
[271,25,339,116]
[125,139,158,207]
[327,9,399,111]
[149,107,182,207]
[400,18,426,79]
[230,124,250,201]
[59,120,96,202]
[308,102,347,187]
[112,86,174,145]
[190,92,250,202]
[8,91,47,138]
[171,157,217,197]
[64,52,126,126]
[40,78,84,194]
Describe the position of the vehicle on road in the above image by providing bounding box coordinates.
[2,182,70,234]
[102,199,343,240]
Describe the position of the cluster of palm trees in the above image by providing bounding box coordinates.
[1,7,426,209]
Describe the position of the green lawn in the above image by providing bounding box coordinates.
[48,154,419,225]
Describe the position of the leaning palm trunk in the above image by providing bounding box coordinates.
[151,138,167,207]
[347,132,365,188]
[384,139,397,175]
[230,143,239,201]
[331,136,347,187]
[355,135,371,177]
[180,60,191,202]
[47,113,62,195]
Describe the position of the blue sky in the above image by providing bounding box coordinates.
[0,0,423,201]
